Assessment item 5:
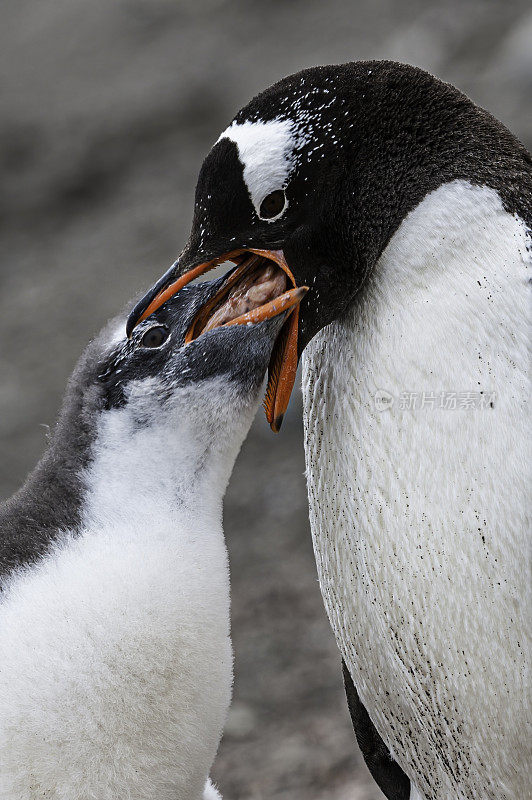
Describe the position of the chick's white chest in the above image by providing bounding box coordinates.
[0,405,235,800]
[302,181,531,800]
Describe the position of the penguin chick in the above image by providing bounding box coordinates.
[0,266,302,800]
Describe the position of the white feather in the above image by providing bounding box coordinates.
[218,118,296,217]
[302,180,531,800]
[0,376,258,800]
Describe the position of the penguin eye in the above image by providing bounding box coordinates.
[259,190,287,220]
[140,325,169,348]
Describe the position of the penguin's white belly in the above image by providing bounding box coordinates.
[302,181,531,800]
[0,515,231,800]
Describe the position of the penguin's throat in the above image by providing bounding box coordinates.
[185,255,288,340]
[205,261,287,331]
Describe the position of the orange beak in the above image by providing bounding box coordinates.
[129,249,307,432]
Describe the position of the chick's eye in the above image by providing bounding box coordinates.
[140,326,169,348]
[259,189,286,220]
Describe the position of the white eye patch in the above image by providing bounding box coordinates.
[217,119,296,220]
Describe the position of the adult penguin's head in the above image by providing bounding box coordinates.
[127,60,528,430]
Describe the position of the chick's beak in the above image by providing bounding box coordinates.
[126,249,307,432]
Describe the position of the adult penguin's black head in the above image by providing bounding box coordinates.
[127,60,530,431]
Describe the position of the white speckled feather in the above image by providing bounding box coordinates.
[302,181,531,800]
[219,118,307,217]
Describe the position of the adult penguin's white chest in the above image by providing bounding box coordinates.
[302,180,530,800]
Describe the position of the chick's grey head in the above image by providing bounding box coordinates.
[18,274,295,539]
[95,276,288,432]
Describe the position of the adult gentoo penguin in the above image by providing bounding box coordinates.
[0,266,305,799]
[127,61,531,800]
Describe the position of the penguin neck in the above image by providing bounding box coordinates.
[329,68,530,289]
[81,399,248,530]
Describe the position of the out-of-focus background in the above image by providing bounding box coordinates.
[1,1,530,797]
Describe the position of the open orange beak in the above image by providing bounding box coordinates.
[129,249,308,432]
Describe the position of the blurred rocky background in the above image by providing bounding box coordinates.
[1,1,530,797]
